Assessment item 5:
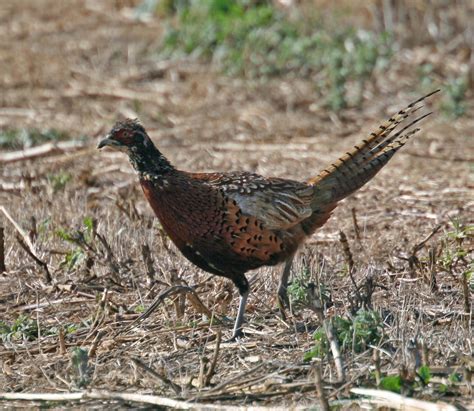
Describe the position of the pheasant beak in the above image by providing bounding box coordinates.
[97,136,124,150]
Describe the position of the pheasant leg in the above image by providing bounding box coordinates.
[277,255,294,319]
[230,276,250,340]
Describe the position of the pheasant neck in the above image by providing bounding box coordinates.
[128,145,174,177]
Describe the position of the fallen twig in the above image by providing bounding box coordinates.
[0,140,87,164]
[58,327,67,355]
[64,83,168,105]
[372,349,381,386]
[0,227,5,272]
[351,208,361,242]
[403,151,474,162]
[131,357,182,395]
[88,330,107,357]
[351,387,457,411]
[412,224,443,255]
[313,363,330,411]
[95,232,121,277]
[201,362,267,395]
[118,285,212,336]
[0,389,311,410]
[323,319,345,383]
[404,224,443,277]
[193,380,317,402]
[15,235,52,284]
[13,297,94,312]
[461,270,471,323]
[307,284,345,383]
[141,243,156,284]
[339,230,362,305]
[1,206,36,253]
[203,330,222,387]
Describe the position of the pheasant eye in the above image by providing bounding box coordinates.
[117,129,133,143]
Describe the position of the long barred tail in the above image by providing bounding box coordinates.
[308,89,440,203]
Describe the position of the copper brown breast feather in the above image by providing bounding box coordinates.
[98,90,439,340]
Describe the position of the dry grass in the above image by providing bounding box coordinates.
[0,0,473,409]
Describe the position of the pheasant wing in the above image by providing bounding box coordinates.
[189,171,315,230]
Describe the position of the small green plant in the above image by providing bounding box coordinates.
[325,48,348,111]
[379,365,433,395]
[438,372,463,394]
[47,171,72,192]
[336,309,384,353]
[379,374,402,393]
[157,0,392,109]
[71,347,91,388]
[38,217,52,236]
[0,315,39,342]
[303,327,328,361]
[60,248,86,271]
[56,217,95,271]
[439,219,473,273]
[467,268,473,292]
[134,304,146,313]
[417,365,431,385]
[418,63,435,90]
[287,266,331,310]
[304,309,385,361]
[0,316,81,344]
[287,266,311,306]
[61,323,80,335]
[449,372,462,383]
[0,128,70,150]
[442,76,468,118]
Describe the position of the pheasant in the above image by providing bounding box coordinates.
[98,90,439,339]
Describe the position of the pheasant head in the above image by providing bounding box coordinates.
[98,118,173,175]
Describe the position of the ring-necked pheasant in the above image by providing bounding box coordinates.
[98,90,439,339]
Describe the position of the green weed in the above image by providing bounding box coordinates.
[303,327,328,361]
[442,76,468,118]
[0,315,78,343]
[439,219,473,274]
[56,216,95,271]
[418,364,431,385]
[379,374,402,393]
[0,128,70,150]
[379,365,433,395]
[0,315,39,342]
[71,347,91,388]
[304,309,385,361]
[156,0,392,109]
[287,266,311,306]
[287,266,331,309]
[418,63,436,90]
[47,171,73,193]
[134,304,146,313]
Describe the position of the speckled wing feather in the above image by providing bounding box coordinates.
[188,171,315,230]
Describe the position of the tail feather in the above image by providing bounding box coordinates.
[367,112,431,160]
[303,90,439,232]
[308,90,439,202]
[350,127,421,189]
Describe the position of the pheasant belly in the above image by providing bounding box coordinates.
[139,177,274,278]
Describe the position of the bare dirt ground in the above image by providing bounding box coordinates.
[0,0,473,409]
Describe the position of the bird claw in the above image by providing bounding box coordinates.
[225,330,245,343]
